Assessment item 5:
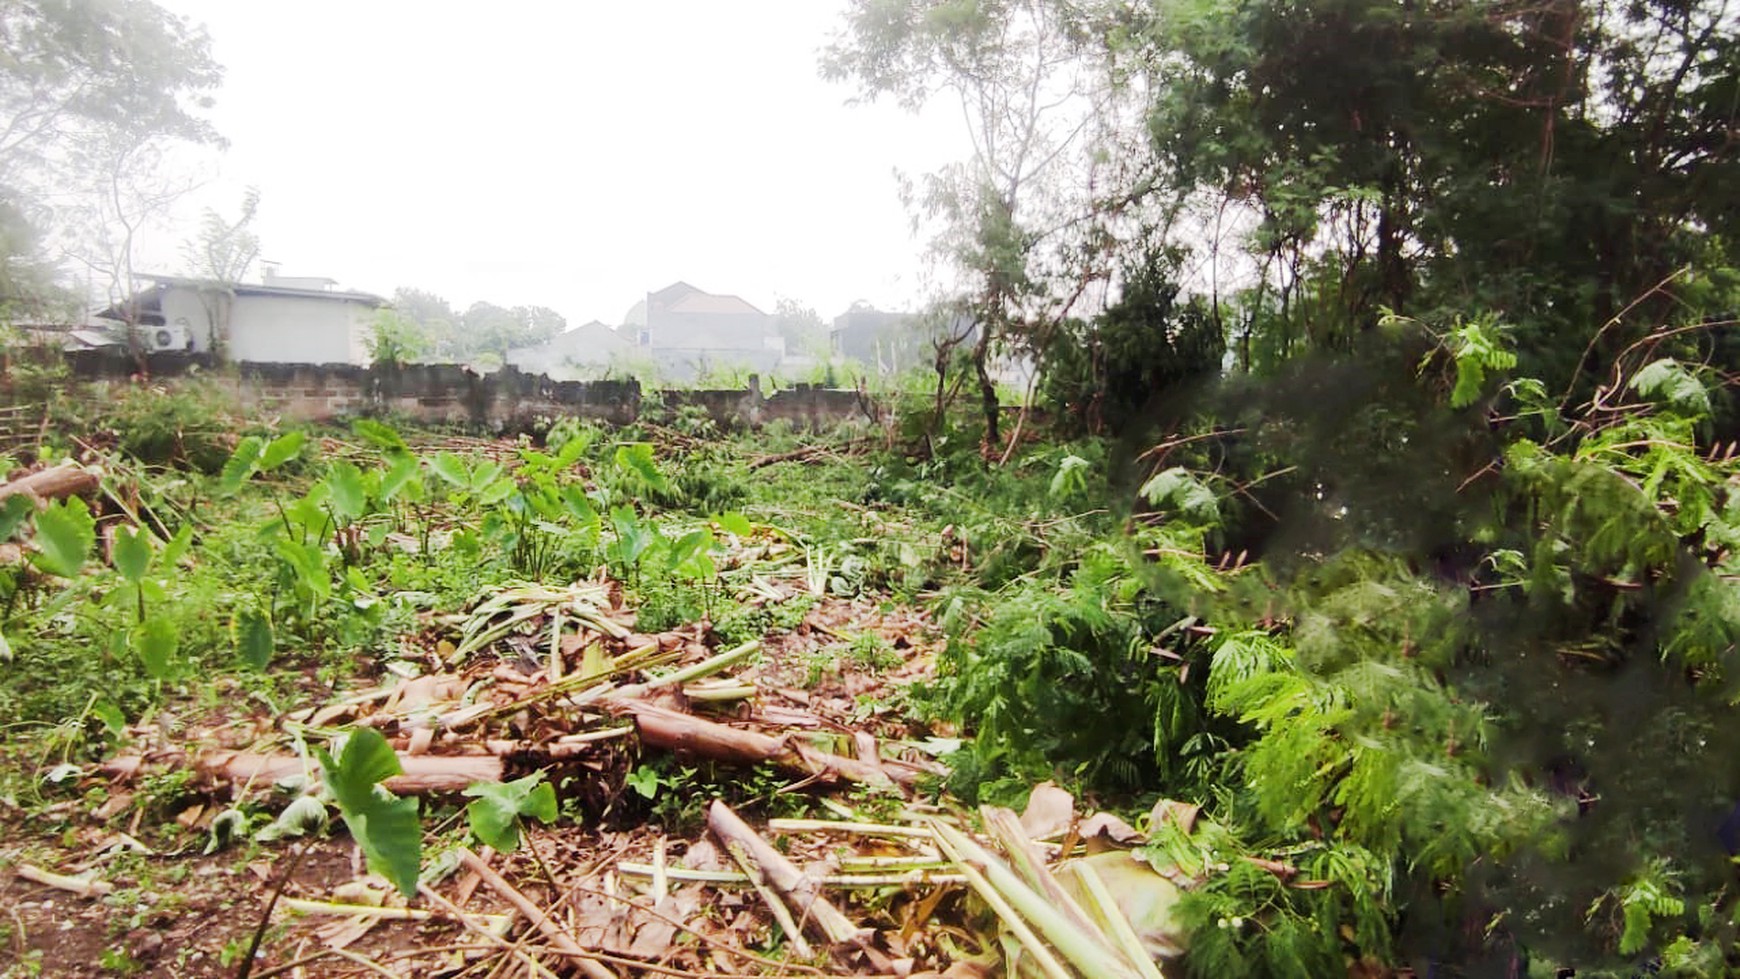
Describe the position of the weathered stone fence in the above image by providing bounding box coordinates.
[50,350,876,431]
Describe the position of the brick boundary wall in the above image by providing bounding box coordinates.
[51,351,879,432]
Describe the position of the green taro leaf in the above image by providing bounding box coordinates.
[322,728,403,803]
[276,537,331,604]
[670,528,716,580]
[29,496,95,578]
[470,460,505,487]
[561,485,598,525]
[325,461,368,520]
[91,701,125,738]
[0,494,35,542]
[112,525,153,583]
[234,608,274,670]
[625,766,663,799]
[257,431,308,471]
[713,511,753,537]
[614,442,671,494]
[316,729,422,897]
[462,772,558,852]
[376,453,422,503]
[159,523,195,567]
[608,506,656,568]
[517,447,557,471]
[476,476,516,506]
[350,418,407,453]
[551,433,589,469]
[428,452,472,489]
[130,616,178,678]
[281,483,332,540]
[218,435,265,495]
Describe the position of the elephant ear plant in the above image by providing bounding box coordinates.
[316,728,424,896]
[464,771,558,856]
[235,728,422,979]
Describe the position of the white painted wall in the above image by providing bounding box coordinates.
[159,288,217,352]
[226,294,375,365]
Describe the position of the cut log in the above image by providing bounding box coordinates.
[0,463,99,503]
[15,862,114,897]
[747,438,867,470]
[708,800,890,971]
[101,749,502,795]
[604,698,903,789]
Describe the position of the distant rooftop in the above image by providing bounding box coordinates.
[131,273,388,306]
[666,292,765,316]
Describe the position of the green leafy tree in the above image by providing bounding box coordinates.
[0,0,224,334]
[772,298,829,359]
[390,286,462,358]
[179,187,262,357]
[825,0,1130,451]
[366,308,431,368]
[462,301,564,358]
[1040,250,1225,434]
[1129,0,1740,386]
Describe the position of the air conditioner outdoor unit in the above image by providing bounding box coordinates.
[148,321,190,352]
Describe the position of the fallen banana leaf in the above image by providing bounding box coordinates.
[1054,851,1186,962]
[612,639,761,698]
[617,862,966,887]
[929,818,1147,979]
[1073,863,1167,979]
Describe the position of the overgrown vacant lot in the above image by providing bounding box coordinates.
[0,398,1182,978]
[3,353,1740,977]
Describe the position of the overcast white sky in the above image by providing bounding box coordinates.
[143,1,968,327]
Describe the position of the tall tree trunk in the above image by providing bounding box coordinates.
[973,318,1000,454]
[928,341,950,457]
[1376,155,1411,316]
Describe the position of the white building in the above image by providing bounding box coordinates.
[95,269,389,365]
[622,281,783,382]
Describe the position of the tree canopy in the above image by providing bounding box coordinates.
[385,288,567,363]
[0,0,224,322]
[827,0,1740,435]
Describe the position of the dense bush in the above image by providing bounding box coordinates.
[1039,254,1225,436]
[98,382,243,472]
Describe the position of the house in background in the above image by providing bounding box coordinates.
[94,268,388,365]
[504,320,631,379]
[622,281,782,382]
